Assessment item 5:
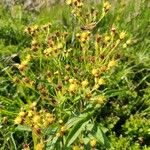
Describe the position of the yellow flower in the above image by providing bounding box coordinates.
[81,80,89,87]
[90,139,97,147]
[57,43,63,49]
[126,39,131,45]
[60,126,66,133]
[26,54,31,62]
[59,119,63,124]
[69,83,77,93]
[72,145,80,150]
[86,92,92,99]
[66,0,72,5]
[98,78,105,85]
[92,68,99,77]
[104,35,111,43]
[31,39,38,46]
[123,43,127,49]
[81,31,90,39]
[47,117,54,124]
[30,102,37,108]
[76,33,80,38]
[19,111,26,117]
[69,78,77,84]
[33,115,40,124]
[103,1,111,11]
[46,113,53,118]
[119,31,126,39]
[97,95,106,104]
[100,66,107,72]
[35,142,44,150]
[18,60,28,72]
[28,110,34,117]
[14,117,22,124]
[54,71,59,75]
[56,132,61,137]
[108,60,117,68]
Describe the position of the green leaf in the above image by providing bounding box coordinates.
[15,125,31,132]
[65,112,94,147]
[95,127,110,148]
[65,113,89,129]
[46,136,61,150]
[66,119,88,147]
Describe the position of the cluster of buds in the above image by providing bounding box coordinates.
[22,76,34,87]
[123,38,132,48]
[56,120,67,137]
[92,68,100,77]
[119,31,126,40]
[96,95,106,105]
[41,22,51,31]
[90,139,97,148]
[84,7,99,23]
[111,26,117,36]
[47,36,55,47]
[94,77,106,89]
[66,0,83,7]
[66,0,83,17]
[31,39,39,52]
[14,102,55,134]
[44,43,63,57]
[90,7,99,22]
[17,60,28,72]
[17,54,31,72]
[72,145,82,150]
[81,79,89,88]
[68,78,78,93]
[103,1,111,12]
[95,34,102,51]
[76,31,91,46]
[107,59,117,69]
[24,25,39,37]
[44,32,66,57]
[37,84,49,97]
[104,35,111,44]
[35,141,45,150]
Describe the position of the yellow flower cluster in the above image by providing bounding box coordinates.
[17,54,31,72]
[76,31,91,45]
[14,102,55,134]
[24,23,51,37]
[43,31,68,57]
[66,0,83,17]
[90,139,97,147]
[68,78,78,93]
[103,1,111,12]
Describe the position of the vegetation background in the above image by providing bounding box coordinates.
[0,0,150,149]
